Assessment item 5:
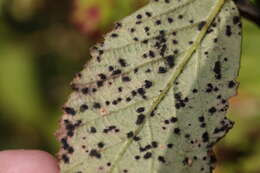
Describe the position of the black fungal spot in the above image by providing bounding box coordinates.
[208,107,217,114]
[144,26,150,32]
[131,90,137,96]
[142,40,148,44]
[225,25,232,36]
[118,58,127,67]
[168,17,173,23]
[126,97,131,102]
[144,80,153,89]
[111,33,118,38]
[178,14,183,19]
[130,28,136,33]
[192,89,198,93]
[136,107,145,113]
[63,107,76,116]
[172,40,178,44]
[62,154,69,163]
[136,114,146,125]
[164,120,170,124]
[155,20,161,25]
[149,50,155,58]
[150,110,155,117]
[105,101,110,105]
[112,100,118,105]
[167,143,173,148]
[133,136,141,141]
[158,156,166,163]
[61,138,70,151]
[213,61,222,79]
[115,22,122,29]
[135,155,140,160]
[137,88,146,95]
[136,21,142,25]
[93,102,101,109]
[133,37,139,41]
[127,131,134,138]
[198,116,205,122]
[89,149,101,159]
[112,69,122,75]
[63,123,75,135]
[151,141,158,148]
[158,66,167,73]
[159,30,165,35]
[145,68,151,73]
[117,87,122,93]
[97,81,104,87]
[97,142,105,148]
[143,152,152,159]
[103,129,109,133]
[182,157,189,165]
[145,12,152,17]
[136,14,142,19]
[80,104,88,112]
[174,92,187,109]
[170,117,178,123]
[228,81,236,88]
[206,83,214,93]
[108,66,114,71]
[202,132,209,142]
[173,128,181,135]
[96,56,101,62]
[122,76,131,82]
[98,73,107,80]
[90,127,97,133]
[98,50,104,55]
[166,55,175,68]
[198,21,206,30]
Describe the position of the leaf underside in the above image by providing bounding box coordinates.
[57,0,242,173]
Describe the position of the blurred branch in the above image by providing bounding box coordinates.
[235,0,260,26]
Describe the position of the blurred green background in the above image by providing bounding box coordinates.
[0,0,259,173]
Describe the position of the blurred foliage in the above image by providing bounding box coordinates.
[0,0,259,173]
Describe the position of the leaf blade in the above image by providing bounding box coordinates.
[57,0,242,173]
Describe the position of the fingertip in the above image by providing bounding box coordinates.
[0,150,59,173]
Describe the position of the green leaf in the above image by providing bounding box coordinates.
[57,0,242,172]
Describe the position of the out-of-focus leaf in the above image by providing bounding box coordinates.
[0,44,45,124]
[238,20,260,96]
[71,0,146,36]
[57,0,241,172]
